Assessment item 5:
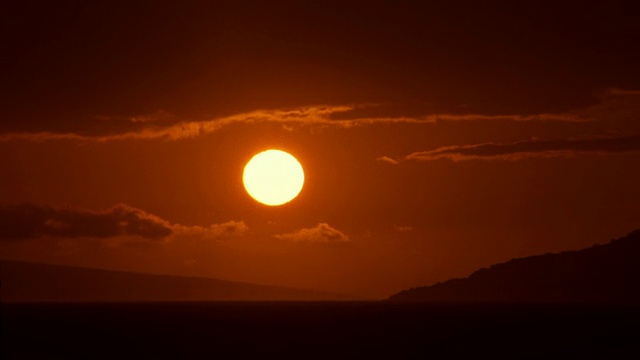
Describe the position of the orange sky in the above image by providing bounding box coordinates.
[1,1,640,298]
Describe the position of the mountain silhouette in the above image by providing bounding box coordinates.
[0,260,350,302]
[389,229,640,304]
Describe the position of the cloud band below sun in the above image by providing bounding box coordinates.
[275,223,350,243]
[0,203,247,243]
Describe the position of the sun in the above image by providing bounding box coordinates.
[243,149,305,206]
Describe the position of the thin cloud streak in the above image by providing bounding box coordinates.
[376,156,400,165]
[400,135,640,162]
[0,105,585,143]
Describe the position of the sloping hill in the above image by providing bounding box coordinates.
[389,229,640,304]
[0,260,349,302]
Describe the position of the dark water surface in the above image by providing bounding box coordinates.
[2,301,639,359]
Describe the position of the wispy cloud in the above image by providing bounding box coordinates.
[607,88,640,96]
[376,156,400,165]
[0,105,587,143]
[0,203,246,243]
[275,223,350,243]
[420,113,584,122]
[394,225,413,233]
[398,135,640,162]
[0,106,353,142]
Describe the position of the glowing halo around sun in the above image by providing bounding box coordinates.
[243,149,305,206]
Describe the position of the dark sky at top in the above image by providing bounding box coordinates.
[3,1,638,133]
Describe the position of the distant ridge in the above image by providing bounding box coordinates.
[0,260,350,302]
[389,229,640,304]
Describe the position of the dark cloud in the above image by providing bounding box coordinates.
[275,223,350,243]
[0,203,172,241]
[0,203,247,242]
[403,135,640,162]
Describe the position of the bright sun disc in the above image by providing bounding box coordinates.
[243,149,305,206]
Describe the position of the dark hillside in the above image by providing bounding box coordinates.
[390,229,640,304]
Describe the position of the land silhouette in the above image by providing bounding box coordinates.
[2,229,640,303]
[2,230,640,358]
[390,229,640,303]
[0,260,349,302]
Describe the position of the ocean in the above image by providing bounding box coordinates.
[2,301,639,359]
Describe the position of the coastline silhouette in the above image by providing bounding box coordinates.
[390,229,640,304]
[0,260,350,302]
